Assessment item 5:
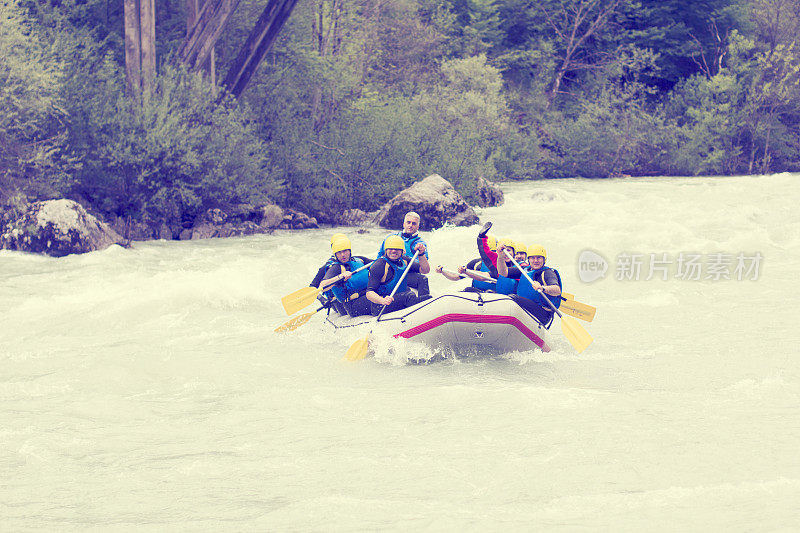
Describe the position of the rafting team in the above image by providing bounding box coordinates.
[309,211,563,328]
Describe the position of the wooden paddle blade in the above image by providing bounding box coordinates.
[559,299,596,322]
[344,336,370,361]
[560,315,593,354]
[281,286,322,315]
[274,311,315,333]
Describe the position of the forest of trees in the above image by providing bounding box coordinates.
[2,0,799,230]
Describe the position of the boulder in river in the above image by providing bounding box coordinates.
[184,208,270,240]
[259,204,285,229]
[374,174,479,230]
[0,199,124,257]
[473,177,504,208]
[278,209,319,230]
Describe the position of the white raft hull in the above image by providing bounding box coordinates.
[327,291,551,356]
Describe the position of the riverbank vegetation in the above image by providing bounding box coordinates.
[2,0,799,228]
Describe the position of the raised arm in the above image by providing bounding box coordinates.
[436,265,463,281]
[496,246,510,277]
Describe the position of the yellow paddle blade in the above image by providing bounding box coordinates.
[344,336,369,361]
[559,299,596,322]
[562,292,575,300]
[281,286,322,315]
[274,311,316,333]
[560,315,593,354]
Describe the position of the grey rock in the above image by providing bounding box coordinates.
[375,174,480,230]
[190,223,219,240]
[341,208,371,226]
[474,177,504,208]
[156,223,172,240]
[0,199,124,257]
[198,208,228,225]
[278,209,319,230]
[259,204,285,229]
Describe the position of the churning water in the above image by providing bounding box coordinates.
[2,174,799,530]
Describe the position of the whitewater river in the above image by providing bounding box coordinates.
[2,174,799,530]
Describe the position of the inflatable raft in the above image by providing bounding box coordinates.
[326,291,552,358]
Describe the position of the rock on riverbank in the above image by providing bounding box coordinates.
[0,199,124,257]
[374,174,480,230]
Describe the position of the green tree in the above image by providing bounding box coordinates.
[68,65,277,226]
[0,0,67,198]
[666,31,800,175]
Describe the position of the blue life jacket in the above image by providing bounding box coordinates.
[376,257,409,296]
[516,266,562,309]
[321,256,337,298]
[330,258,369,302]
[495,274,518,295]
[378,233,429,259]
[472,260,495,291]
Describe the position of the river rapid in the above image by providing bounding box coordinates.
[2,174,799,531]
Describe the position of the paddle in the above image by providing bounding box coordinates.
[559,293,596,322]
[438,267,497,283]
[281,262,372,316]
[503,250,593,354]
[441,266,595,323]
[465,269,497,282]
[274,305,326,333]
[344,250,420,361]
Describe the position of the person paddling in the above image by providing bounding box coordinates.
[319,237,373,317]
[367,235,431,315]
[497,243,563,328]
[308,233,347,313]
[377,211,430,297]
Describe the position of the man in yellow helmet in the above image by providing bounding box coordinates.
[309,233,348,290]
[318,237,372,317]
[496,243,562,327]
[367,234,431,314]
[311,233,370,314]
[514,241,529,266]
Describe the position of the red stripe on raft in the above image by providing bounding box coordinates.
[393,313,549,350]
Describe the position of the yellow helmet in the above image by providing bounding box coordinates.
[527,244,547,259]
[330,233,347,247]
[515,241,527,253]
[499,238,515,252]
[384,235,405,251]
[331,237,352,254]
[486,234,497,251]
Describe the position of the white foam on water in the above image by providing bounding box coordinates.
[2,174,799,529]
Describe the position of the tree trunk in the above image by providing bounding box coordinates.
[187,0,216,85]
[311,0,342,130]
[140,0,156,91]
[124,0,142,96]
[761,126,772,174]
[222,0,301,98]
[177,0,241,71]
[124,0,156,96]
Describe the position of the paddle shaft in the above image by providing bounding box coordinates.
[375,250,420,321]
[440,268,497,283]
[465,268,497,282]
[319,261,373,291]
[503,250,563,318]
